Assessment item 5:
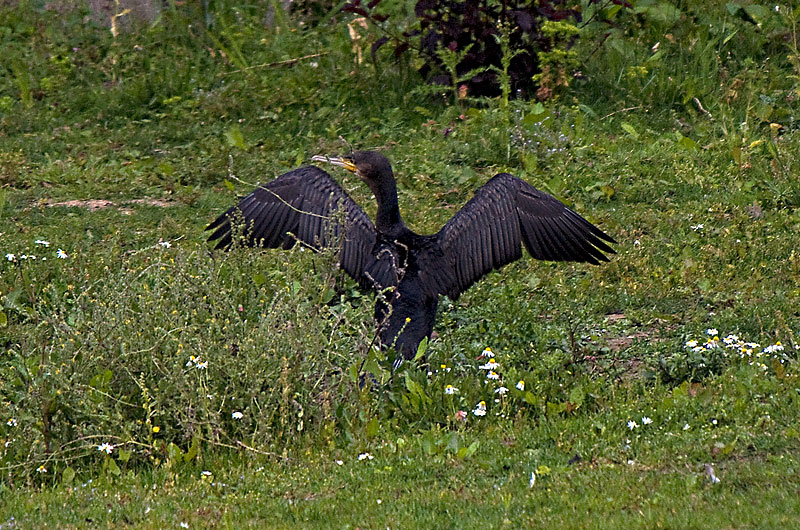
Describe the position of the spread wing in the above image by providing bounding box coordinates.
[420,173,616,299]
[206,166,390,289]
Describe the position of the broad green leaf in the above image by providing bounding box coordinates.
[605,4,623,18]
[621,122,638,138]
[676,133,698,150]
[348,361,359,383]
[732,146,741,165]
[167,442,183,461]
[224,124,248,151]
[62,466,75,485]
[158,161,175,176]
[184,436,200,463]
[569,386,585,407]
[321,288,335,304]
[446,432,460,453]
[365,417,379,439]
[413,337,428,362]
[460,440,479,459]
[405,373,423,396]
[107,458,121,476]
[726,2,742,16]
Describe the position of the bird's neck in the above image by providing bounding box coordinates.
[374,180,404,234]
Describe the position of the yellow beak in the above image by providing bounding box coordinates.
[311,155,357,173]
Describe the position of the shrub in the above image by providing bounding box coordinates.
[343,0,632,99]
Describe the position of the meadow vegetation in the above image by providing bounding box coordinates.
[1,1,800,527]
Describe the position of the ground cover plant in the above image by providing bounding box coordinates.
[1,0,800,527]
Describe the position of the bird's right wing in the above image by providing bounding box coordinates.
[206,166,388,289]
[421,173,615,300]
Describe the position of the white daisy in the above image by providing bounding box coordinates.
[479,359,500,370]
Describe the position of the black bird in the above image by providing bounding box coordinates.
[206,151,615,367]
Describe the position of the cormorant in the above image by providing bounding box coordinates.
[206,151,615,367]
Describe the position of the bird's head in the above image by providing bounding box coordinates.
[312,150,394,196]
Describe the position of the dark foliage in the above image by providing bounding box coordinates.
[343,0,632,99]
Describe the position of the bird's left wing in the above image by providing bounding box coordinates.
[419,173,616,299]
[206,166,387,289]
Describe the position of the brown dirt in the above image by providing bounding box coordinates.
[40,198,175,212]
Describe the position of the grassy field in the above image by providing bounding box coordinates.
[2,1,800,527]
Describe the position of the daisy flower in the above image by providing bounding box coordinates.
[479,359,500,370]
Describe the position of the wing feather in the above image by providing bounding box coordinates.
[423,173,615,299]
[206,166,388,288]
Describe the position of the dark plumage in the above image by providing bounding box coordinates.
[207,151,616,367]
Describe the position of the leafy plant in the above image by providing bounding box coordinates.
[344,0,632,99]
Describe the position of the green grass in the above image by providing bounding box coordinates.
[3,444,800,529]
[2,1,800,527]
